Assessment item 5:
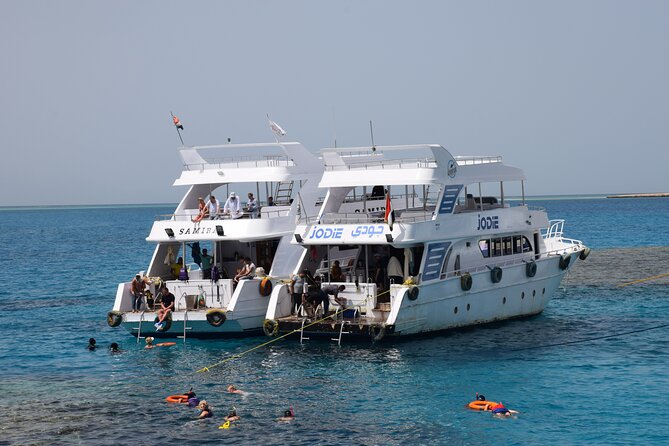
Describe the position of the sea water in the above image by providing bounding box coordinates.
[0,197,668,445]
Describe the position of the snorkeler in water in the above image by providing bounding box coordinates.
[110,342,121,353]
[224,407,240,422]
[490,401,519,417]
[87,338,97,351]
[227,384,248,395]
[277,407,295,422]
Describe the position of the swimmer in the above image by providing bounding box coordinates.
[197,400,213,419]
[490,402,519,418]
[110,342,121,353]
[144,337,155,349]
[87,338,97,351]
[227,384,245,395]
[476,392,486,401]
[277,407,295,422]
[224,407,240,422]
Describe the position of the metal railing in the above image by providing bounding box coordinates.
[326,157,438,171]
[156,207,290,221]
[184,155,294,171]
[453,155,502,165]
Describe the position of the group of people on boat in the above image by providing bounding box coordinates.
[192,192,270,222]
[289,269,347,318]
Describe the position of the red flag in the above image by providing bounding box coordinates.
[173,115,184,130]
[384,189,395,230]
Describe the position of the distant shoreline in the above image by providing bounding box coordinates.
[607,193,669,199]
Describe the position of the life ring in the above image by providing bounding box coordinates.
[154,314,172,332]
[263,319,279,337]
[460,273,473,291]
[206,309,227,327]
[370,324,386,342]
[468,400,498,411]
[579,247,591,260]
[490,267,503,283]
[559,254,571,270]
[165,394,189,404]
[107,311,123,327]
[156,342,176,347]
[407,286,419,301]
[259,277,273,297]
[526,260,537,278]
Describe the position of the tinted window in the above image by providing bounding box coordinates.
[503,237,513,255]
[479,240,490,258]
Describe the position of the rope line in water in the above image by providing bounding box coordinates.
[618,272,669,288]
[196,288,393,373]
[511,323,669,351]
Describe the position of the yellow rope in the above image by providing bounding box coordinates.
[618,272,669,288]
[196,288,394,373]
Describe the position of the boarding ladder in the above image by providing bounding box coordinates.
[331,321,351,346]
[177,309,192,343]
[133,310,148,343]
[273,181,293,205]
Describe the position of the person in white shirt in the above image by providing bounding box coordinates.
[206,195,220,219]
[223,192,243,219]
[387,255,404,285]
[234,257,256,283]
[247,192,259,219]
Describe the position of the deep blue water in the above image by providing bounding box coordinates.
[0,197,668,445]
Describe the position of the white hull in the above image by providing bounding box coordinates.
[387,255,569,336]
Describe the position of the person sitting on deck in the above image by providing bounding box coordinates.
[130,274,151,312]
[223,192,243,219]
[266,196,275,206]
[155,286,175,331]
[234,257,256,283]
[192,197,209,222]
[330,260,344,282]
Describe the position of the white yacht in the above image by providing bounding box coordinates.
[107,140,323,339]
[263,144,589,342]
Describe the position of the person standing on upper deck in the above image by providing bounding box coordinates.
[206,195,220,220]
[223,192,243,219]
[246,193,259,219]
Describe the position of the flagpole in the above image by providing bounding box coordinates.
[171,111,185,145]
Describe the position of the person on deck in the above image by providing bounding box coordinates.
[206,195,220,220]
[192,197,209,222]
[223,192,243,219]
[387,255,404,286]
[246,192,259,219]
[155,286,175,331]
[289,270,307,316]
[266,196,275,206]
[170,257,183,280]
[330,260,344,282]
[233,257,255,283]
[130,274,151,312]
[201,248,213,279]
[321,284,346,312]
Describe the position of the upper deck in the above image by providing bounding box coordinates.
[319,144,525,188]
[175,141,323,186]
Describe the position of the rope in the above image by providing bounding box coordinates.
[196,287,393,373]
[510,323,669,351]
[617,272,669,288]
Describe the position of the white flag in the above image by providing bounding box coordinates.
[267,115,286,138]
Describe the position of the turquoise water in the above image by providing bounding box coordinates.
[0,197,668,445]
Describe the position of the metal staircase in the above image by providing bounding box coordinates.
[273,181,293,205]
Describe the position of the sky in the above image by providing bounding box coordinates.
[1,0,667,206]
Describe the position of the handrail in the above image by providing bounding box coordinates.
[184,155,295,171]
[325,158,438,171]
[453,155,502,165]
[156,207,290,221]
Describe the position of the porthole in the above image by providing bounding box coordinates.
[521,291,525,299]
[467,303,471,311]
[502,297,507,304]
[533,290,536,297]
[454,307,458,314]
[542,288,546,295]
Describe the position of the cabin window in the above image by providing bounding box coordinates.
[491,238,502,257]
[503,237,513,255]
[454,255,461,274]
[478,240,490,258]
[513,236,523,254]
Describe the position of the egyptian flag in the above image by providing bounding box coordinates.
[384,189,395,230]
[173,115,184,130]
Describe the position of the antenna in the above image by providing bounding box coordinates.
[369,120,376,152]
[332,108,337,148]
